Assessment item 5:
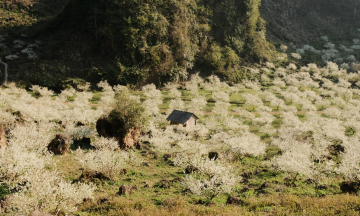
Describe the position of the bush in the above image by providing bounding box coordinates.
[106,92,147,139]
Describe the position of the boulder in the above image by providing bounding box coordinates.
[119,185,132,195]
[48,134,70,155]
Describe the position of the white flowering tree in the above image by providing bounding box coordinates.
[182,158,241,200]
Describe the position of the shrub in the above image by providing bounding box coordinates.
[76,149,130,180]
[182,158,241,200]
[5,170,95,215]
[106,92,147,139]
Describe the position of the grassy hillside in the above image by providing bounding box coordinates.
[2,62,360,215]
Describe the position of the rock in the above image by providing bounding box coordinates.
[340,181,359,194]
[208,152,219,160]
[119,185,132,195]
[48,134,70,155]
[185,165,199,174]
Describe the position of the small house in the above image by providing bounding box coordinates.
[166,110,199,128]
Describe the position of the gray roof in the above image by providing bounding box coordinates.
[166,110,199,124]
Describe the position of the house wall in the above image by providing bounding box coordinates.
[186,116,197,127]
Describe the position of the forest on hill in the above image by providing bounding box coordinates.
[0,0,359,87]
[43,0,272,86]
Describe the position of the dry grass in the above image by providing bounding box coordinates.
[76,194,360,216]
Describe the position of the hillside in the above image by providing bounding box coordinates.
[2,63,360,215]
[261,0,360,44]
[0,0,359,88]
[2,1,360,215]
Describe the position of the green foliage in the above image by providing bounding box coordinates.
[61,78,87,90]
[0,184,9,199]
[108,92,147,138]
[49,0,274,85]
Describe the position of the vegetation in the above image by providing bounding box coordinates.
[107,91,147,138]
[2,61,360,214]
[0,0,273,86]
[1,1,360,215]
